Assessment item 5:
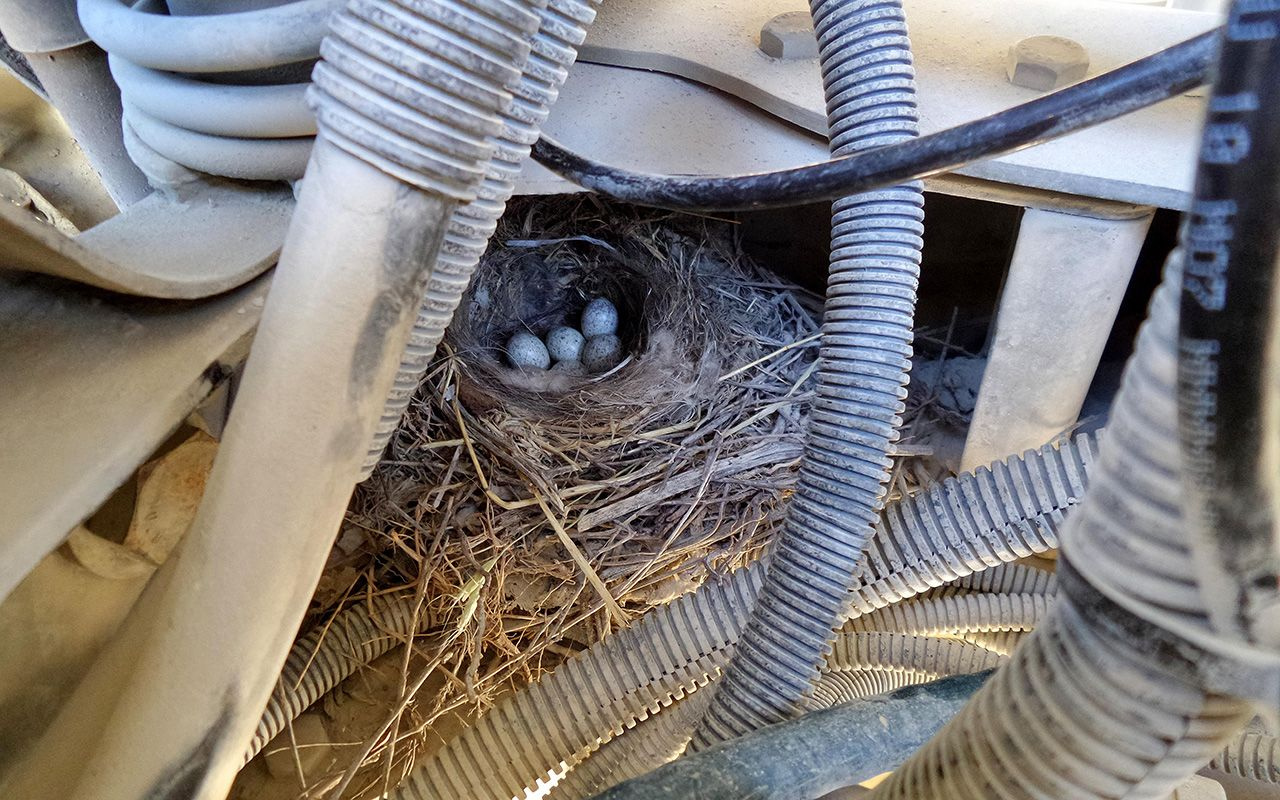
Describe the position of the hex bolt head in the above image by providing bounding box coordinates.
[759,11,819,60]
[1006,35,1089,91]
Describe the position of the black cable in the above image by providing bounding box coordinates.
[533,31,1217,212]
[1176,5,1280,646]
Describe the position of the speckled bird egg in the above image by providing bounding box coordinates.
[545,326,586,363]
[551,360,586,376]
[506,331,550,369]
[582,334,623,373]
[580,297,619,338]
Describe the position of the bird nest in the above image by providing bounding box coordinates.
[309,196,813,760]
[343,195,820,625]
[267,196,972,797]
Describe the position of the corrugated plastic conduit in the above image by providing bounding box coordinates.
[245,594,424,762]
[1210,730,1280,784]
[688,0,927,749]
[244,437,1092,793]
[361,0,599,476]
[842,592,1051,636]
[387,434,1092,798]
[554,637,1003,800]
[862,10,1279,798]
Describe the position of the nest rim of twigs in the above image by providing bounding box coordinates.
[294,196,827,799]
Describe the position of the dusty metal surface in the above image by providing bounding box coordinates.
[0,139,459,800]
[0,271,265,603]
[518,62,831,194]
[0,70,117,229]
[577,0,1218,209]
[961,205,1154,471]
[520,63,1194,216]
[0,180,293,298]
[0,0,150,206]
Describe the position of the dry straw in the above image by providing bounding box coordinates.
[286,196,952,796]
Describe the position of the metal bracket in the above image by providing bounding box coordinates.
[0,181,293,299]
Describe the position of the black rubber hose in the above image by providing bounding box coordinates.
[689,0,925,749]
[1176,7,1280,653]
[588,673,990,800]
[529,31,1216,212]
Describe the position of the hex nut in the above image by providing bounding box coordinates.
[759,11,819,60]
[1006,35,1089,91]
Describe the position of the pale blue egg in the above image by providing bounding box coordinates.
[506,331,550,369]
[580,297,619,338]
[582,334,623,373]
[545,326,586,363]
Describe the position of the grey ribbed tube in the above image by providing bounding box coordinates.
[961,629,1028,656]
[1210,730,1280,784]
[400,437,1089,800]
[360,0,598,475]
[949,563,1057,596]
[870,575,1253,800]
[690,0,925,748]
[847,434,1089,616]
[554,692,714,800]
[556,637,997,800]
[844,593,1051,636]
[865,262,1255,800]
[827,632,1005,675]
[246,594,422,762]
[806,670,928,711]
[592,674,989,800]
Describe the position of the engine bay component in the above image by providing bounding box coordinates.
[0,0,1276,797]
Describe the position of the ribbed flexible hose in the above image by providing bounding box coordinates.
[844,592,1050,636]
[847,433,1089,616]
[590,674,991,800]
[950,563,1057,596]
[554,692,714,800]
[397,437,1089,799]
[554,636,998,800]
[828,632,1005,676]
[961,630,1028,657]
[871,579,1252,800]
[1210,730,1280,784]
[865,262,1255,800]
[690,0,925,747]
[246,594,422,762]
[805,669,928,711]
[360,0,598,475]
